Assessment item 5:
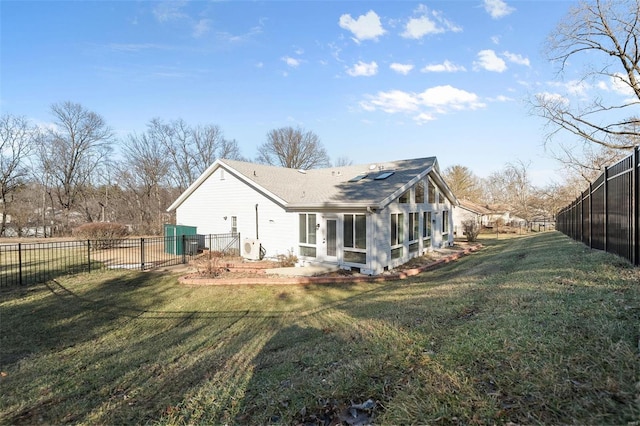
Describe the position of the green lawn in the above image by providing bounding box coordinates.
[1,232,638,425]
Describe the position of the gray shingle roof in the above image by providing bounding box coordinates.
[168,157,457,212]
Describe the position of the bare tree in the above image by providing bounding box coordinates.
[333,156,353,167]
[192,125,243,175]
[551,141,630,184]
[533,0,639,152]
[442,165,483,203]
[484,160,536,222]
[115,132,172,234]
[148,118,244,192]
[0,114,36,235]
[256,126,331,169]
[534,181,582,221]
[37,101,114,234]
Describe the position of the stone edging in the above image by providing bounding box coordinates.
[178,244,483,286]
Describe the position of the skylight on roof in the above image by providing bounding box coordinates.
[348,173,368,182]
[374,171,395,180]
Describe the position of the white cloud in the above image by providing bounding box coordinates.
[282,56,301,68]
[610,73,636,96]
[153,0,188,23]
[548,80,590,97]
[564,80,590,97]
[418,85,485,111]
[494,95,513,102]
[421,60,466,73]
[554,74,635,101]
[491,35,501,45]
[503,51,530,66]
[483,0,515,19]
[192,19,211,38]
[328,42,344,63]
[347,61,378,77]
[217,21,264,43]
[339,10,386,42]
[402,15,441,38]
[360,85,485,121]
[473,49,507,72]
[390,63,414,75]
[414,113,436,124]
[536,91,569,105]
[361,89,420,113]
[401,6,461,39]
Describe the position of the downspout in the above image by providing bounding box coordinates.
[255,203,259,239]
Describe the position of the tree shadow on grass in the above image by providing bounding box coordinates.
[234,323,386,426]
[0,271,296,425]
[325,231,640,424]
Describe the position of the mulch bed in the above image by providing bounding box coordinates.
[179,242,482,286]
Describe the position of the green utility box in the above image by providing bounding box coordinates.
[164,224,198,255]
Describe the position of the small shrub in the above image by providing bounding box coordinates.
[73,222,129,249]
[277,251,298,267]
[194,251,226,277]
[462,219,480,242]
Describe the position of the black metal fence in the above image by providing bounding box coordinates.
[556,146,639,266]
[0,233,240,288]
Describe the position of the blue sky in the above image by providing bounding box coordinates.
[2,0,627,186]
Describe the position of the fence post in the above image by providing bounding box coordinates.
[633,146,639,266]
[141,238,145,270]
[603,167,608,252]
[589,182,593,249]
[18,243,22,286]
[182,234,186,264]
[87,240,91,274]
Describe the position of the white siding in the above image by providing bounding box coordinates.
[452,206,481,237]
[175,167,297,259]
[173,164,456,274]
[371,177,445,273]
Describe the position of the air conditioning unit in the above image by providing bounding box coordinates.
[242,238,261,260]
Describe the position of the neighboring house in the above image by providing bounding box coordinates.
[167,157,458,275]
[485,205,527,228]
[452,199,492,237]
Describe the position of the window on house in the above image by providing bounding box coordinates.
[442,211,449,234]
[415,181,425,204]
[348,173,368,182]
[399,190,410,204]
[428,179,435,203]
[409,212,419,253]
[299,213,317,257]
[438,192,444,204]
[344,214,367,264]
[408,213,419,241]
[231,216,237,235]
[423,212,432,239]
[375,171,394,180]
[391,213,404,259]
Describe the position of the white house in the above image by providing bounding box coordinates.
[452,199,492,237]
[167,157,458,275]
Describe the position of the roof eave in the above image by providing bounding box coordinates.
[285,202,380,212]
[167,159,290,212]
[166,159,223,212]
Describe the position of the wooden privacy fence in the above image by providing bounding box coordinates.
[0,233,240,288]
[556,146,639,266]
